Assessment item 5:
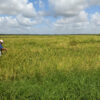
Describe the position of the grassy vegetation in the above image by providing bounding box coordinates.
[0,35,100,100]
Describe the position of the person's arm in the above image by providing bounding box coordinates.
[2,48,7,51]
[1,48,7,54]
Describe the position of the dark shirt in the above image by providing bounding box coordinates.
[0,44,3,50]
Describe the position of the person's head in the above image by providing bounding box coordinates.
[0,40,4,44]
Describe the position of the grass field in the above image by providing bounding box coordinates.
[0,35,100,100]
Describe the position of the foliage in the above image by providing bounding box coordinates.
[0,35,100,100]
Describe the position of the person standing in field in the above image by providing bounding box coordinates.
[0,40,7,56]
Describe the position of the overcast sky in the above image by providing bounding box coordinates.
[0,0,100,34]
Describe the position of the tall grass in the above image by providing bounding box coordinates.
[0,35,100,100]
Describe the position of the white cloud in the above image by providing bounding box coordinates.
[0,15,44,34]
[0,0,36,17]
[0,16,18,27]
[49,0,88,17]
[88,0,100,5]
[53,11,100,34]
[91,12,100,26]
[0,0,100,34]
[1,11,100,34]
[54,11,88,26]
[16,15,43,26]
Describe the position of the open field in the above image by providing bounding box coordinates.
[0,35,100,100]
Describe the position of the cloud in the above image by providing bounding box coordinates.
[0,0,100,34]
[48,0,88,17]
[0,15,42,28]
[0,11,100,34]
[54,11,88,27]
[88,0,100,5]
[16,15,43,26]
[53,11,100,34]
[0,0,36,17]
[0,15,44,34]
[0,16,18,27]
[91,12,100,26]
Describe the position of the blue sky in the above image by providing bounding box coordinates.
[0,0,100,34]
[85,6,100,14]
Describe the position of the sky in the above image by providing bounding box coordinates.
[0,0,100,34]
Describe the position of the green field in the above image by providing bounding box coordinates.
[0,35,100,100]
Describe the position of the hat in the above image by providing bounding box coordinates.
[0,40,4,43]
